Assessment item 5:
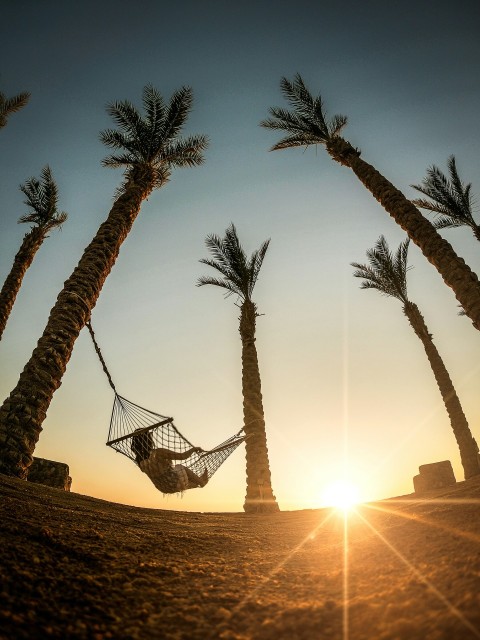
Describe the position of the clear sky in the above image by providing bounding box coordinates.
[1,0,479,512]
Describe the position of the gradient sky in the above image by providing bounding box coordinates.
[1,0,479,512]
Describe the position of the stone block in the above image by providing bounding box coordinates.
[27,457,72,491]
[413,460,455,494]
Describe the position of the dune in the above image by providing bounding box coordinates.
[1,473,480,639]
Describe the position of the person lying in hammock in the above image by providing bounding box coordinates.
[130,429,209,494]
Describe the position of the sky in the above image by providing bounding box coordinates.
[1,0,479,512]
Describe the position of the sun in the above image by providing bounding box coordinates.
[322,480,360,511]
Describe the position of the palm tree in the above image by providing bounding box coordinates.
[0,84,208,479]
[411,156,480,242]
[0,167,67,340]
[261,74,480,331]
[0,90,30,129]
[198,223,279,513]
[351,235,480,479]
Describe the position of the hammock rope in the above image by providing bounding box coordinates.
[86,322,246,494]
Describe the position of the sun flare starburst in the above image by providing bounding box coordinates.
[322,480,360,511]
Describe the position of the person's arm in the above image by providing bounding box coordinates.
[152,447,178,461]
[152,446,203,461]
[173,446,203,461]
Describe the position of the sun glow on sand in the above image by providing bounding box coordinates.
[322,480,361,511]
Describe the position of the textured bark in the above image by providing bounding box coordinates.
[239,300,279,513]
[326,137,480,331]
[404,301,480,479]
[0,166,155,478]
[0,226,46,340]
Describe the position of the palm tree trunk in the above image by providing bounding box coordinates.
[0,227,46,340]
[403,301,479,479]
[326,137,480,331]
[0,166,155,479]
[239,300,279,513]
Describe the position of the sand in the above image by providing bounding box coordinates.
[1,473,480,639]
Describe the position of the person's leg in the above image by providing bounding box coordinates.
[198,468,208,487]
[184,466,208,488]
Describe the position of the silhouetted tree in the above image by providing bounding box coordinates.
[352,235,479,479]
[261,74,480,330]
[0,85,208,478]
[198,223,279,513]
[0,167,67,340]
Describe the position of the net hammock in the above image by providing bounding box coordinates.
[86,322,246,495]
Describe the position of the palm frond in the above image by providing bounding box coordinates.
[394,237,410,284]
[248,239,270,296]
[279,75,318,119]
[39,166,58,204]
[101,152,137,168]
[100,128,134,151]
[160,135,208,168]
[352,236,410,303]
[199,224,269,303]
[432,215,465,230]
[0,90,30,127]
[261,107,307,132]
[196,275,241,298]
[140,85,165,161]
[103,100,150,162]
[198,257,243,290]
[269,133,322,151]
[17,212,40,225]
[161,86,193,143]
[19,177,42,212]
[262,107,329,146]
[143,84,165,136]
[351,263,387,293]
[447,156,460,187]
[200,229,246,292]
[0,90,30,112]
[51,211,68,226]
[329,114,348,137]
[410,196,451,216]
[203,233,230,265]
[100,85,207,188]
[411,156,477,229]
[18,166,67,229]
[223,224,252,297]
[105,100,144,141]
[261,74,347,150]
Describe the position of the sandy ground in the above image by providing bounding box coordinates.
[1,474,480,640]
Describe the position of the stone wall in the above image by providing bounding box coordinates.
[27,457,72,491]
[413,460,456,494]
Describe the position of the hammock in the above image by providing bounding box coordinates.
[86,322,246,494]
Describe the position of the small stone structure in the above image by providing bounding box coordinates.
[27,457,72,491]
[413,460,456,494]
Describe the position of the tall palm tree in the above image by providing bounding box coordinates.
[0,84,208,479]
[0,90,30,129]
[261,74,480,331]
[411,156,480,242]
[0,167,67,340]
[198,223,279,513]
[352,235,480,479]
